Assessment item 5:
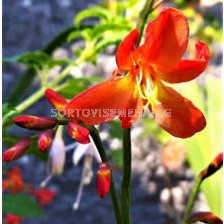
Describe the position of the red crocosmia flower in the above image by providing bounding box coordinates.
[2,180,10,190]
[96,162,111,198]
[13,115,58,131]
[32,188,55,206]
[38,129,56,152]
[45,89,68,115]
[2,167,25,194]
[67,120,90,144]
[4,214,23,224]
[65,8,209,138]
[3,137,31,162]
[190,212,223,224]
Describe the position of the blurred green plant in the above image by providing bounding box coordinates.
[182,76,223,217]
[141,76,223,217]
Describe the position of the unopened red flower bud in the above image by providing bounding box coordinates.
[45,89,68,115]
[68,121,90,144]
[38,129,55,152]
[3,137,31,162]
[200,152,223,180]
[190,212,223,224]
[13,116,58,131]
[96,162,111,199]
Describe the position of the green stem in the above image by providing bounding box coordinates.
[183,175,202,224]
[120,1,155,223]
[2,57,84,127]
[121,128,132,224]
[89,126,122,224]
[136,0,155,47]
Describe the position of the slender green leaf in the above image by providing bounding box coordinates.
[75,7,110,26]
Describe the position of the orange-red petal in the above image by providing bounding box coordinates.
[152,82,206,138]
[119,87,144,129]
[45,89,68,113]
[136,8,189,71]
[65,74,136,126]
[157,41,210,83]
[116,28,140,71]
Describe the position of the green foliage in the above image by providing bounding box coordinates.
[3,51,74,71]
[111,149,123,168]
[2,104,21,134]
[109,120,123,140]
[75,7,111,25]
[3,136,48,161]
[55,77,104,99]
[141,117,171,144]
[6,25,93,107]
[3,194,44,217]
[182,77,223,217]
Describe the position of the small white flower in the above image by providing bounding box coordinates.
[50,137,66,175]
[72,137,101,166]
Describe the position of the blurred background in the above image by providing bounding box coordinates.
[2,0,223,223]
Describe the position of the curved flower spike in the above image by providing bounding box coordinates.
[190,212,223,224]
[14,116,58,131]
[3,137,31,162]
[96,162,111,199]
[65,7,209,138]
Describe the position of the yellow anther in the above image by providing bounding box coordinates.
[136,76,147,100]
[136,74,159,114]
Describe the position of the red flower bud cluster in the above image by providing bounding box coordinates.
[2,167,25,194]
[4,89,91,163]
[3,166,55,223]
